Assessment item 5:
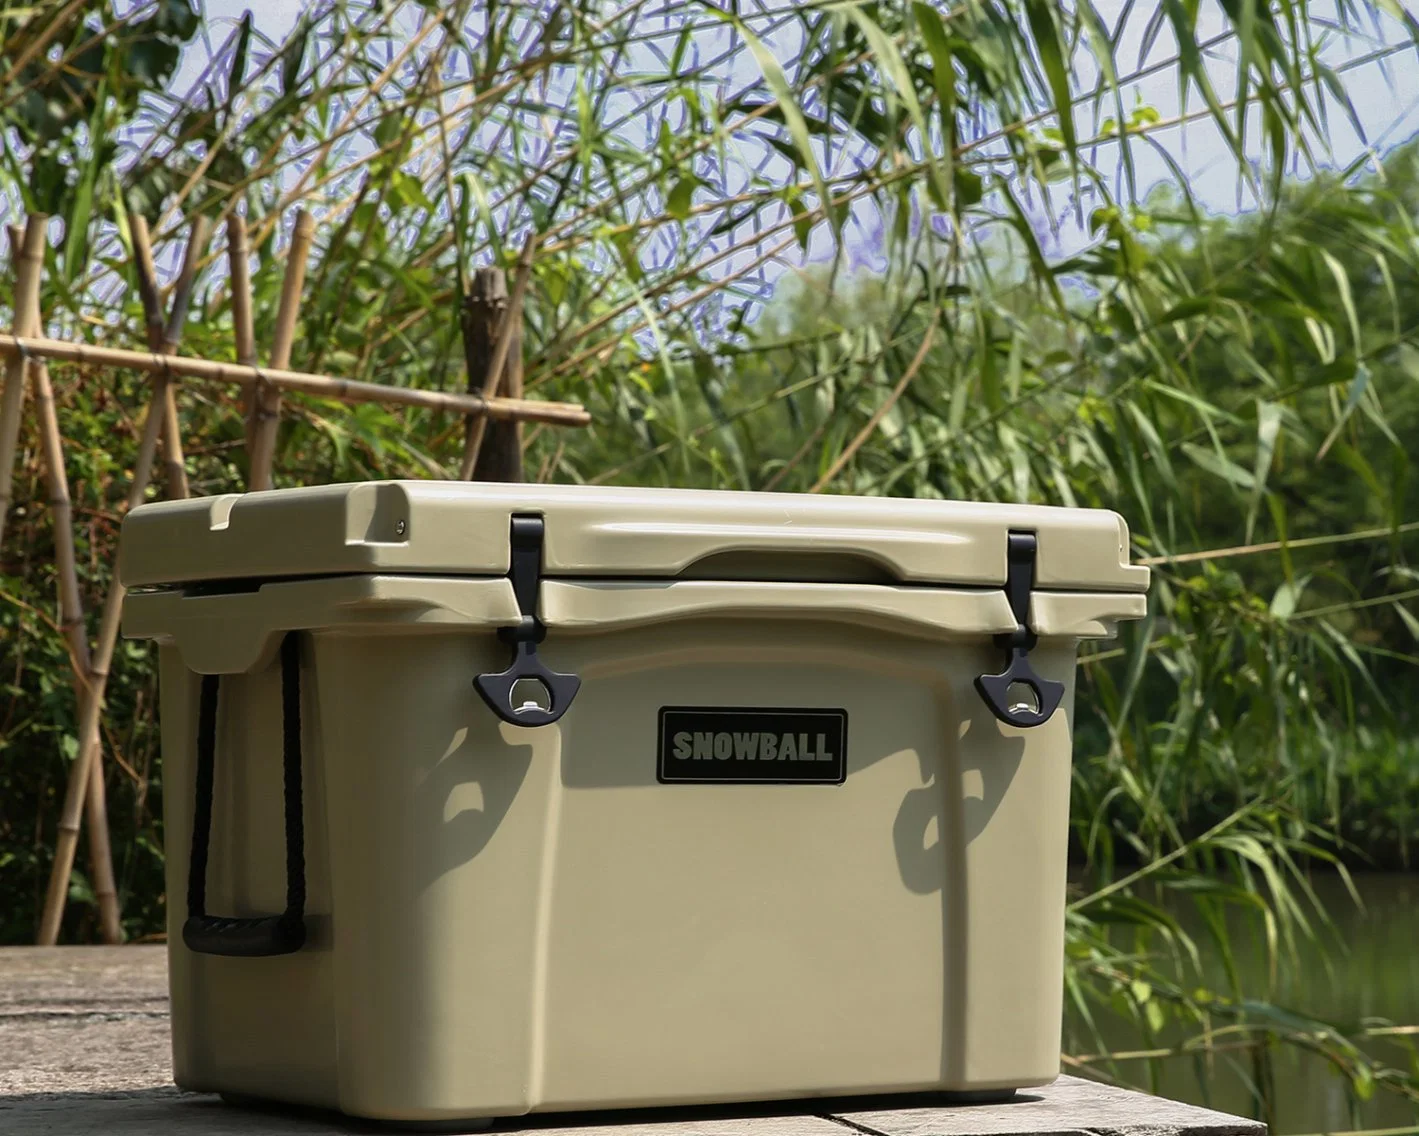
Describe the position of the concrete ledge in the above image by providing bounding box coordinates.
[0,947,1266,1136]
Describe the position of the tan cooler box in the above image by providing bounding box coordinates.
[120,482,1149,1124]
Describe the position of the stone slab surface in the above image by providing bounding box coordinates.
[835,1077,1266,1136]
[1,945,170,1097]
[0,946,1266,1136]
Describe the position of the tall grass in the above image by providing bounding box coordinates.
[3,1,1419,1128]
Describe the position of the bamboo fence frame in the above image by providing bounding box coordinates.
[0,208,591,942]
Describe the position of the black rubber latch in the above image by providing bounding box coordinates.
[474,515,581,727]
[973,531,1065,729]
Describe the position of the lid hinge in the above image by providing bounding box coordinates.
[474,515,581,727]
[974,531,1065,729]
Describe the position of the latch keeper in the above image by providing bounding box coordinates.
[474,515,581,727]
[974,531,1065,729]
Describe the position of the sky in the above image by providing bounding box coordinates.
[184,1,1419,292]
[192,0,1419,213]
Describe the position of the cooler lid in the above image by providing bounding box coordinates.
[118,481,1149,593]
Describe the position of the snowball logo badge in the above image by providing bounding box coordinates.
[657,707,848,784]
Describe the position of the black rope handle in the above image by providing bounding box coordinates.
[184,631,306,957]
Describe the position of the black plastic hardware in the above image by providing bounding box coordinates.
[974,531,1065,729]
[184,632,306,957]
[474,515,581,727]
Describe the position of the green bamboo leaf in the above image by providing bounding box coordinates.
[1316,364,1371,461]
[612,231,643,284]
[1333,441,1386,502]
[1137,4,1169,70]
[1078,0,1133,195]
[1261,93,1287,203]
[1143,381,1243,426]
[998,181,1064,311]
[280,15,310,96]
[954,167,984,206]
[1318,249,1361,353]
[666,176,697,222]
[1154,296,1216,326]
[1182,442,1255,490]
[1302,317,1337,365]
[1393,601,1419,642]
[1357,383,1402,452]
[1316,621,1388,710]
[913,1,957,138]
[61,159,98,286]
[1114,609,1154,729]
[1023,0,1075,156]
[1162,0,1249,182]
[458,171,499,262]
[1372,251,1400,339]
[1398,343,1419,384]
[1269,574,1312,621]
[1124,402,1176,488]
[1245,401,1283,543]
[1314,61,1369,151]
[227,11,251,112]
[843,6,953,211]
[697,3,834,239]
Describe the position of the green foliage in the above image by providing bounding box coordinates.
[0,1,199,216]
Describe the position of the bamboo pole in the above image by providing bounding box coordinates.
[461,234,536,478]
[0,214,46,548]
[228,216,257,367]
[480,299,525,482]
[227,215,258,452]
[128,213,196,499]
[458,268,509,480]
[16,229,122,944]
[37,374,170,946]
[0,335,591,425]
[248,209,315,491]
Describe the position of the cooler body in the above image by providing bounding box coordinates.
[120,482,1149,1122]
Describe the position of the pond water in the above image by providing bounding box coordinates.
[1065,873,1419,1134]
